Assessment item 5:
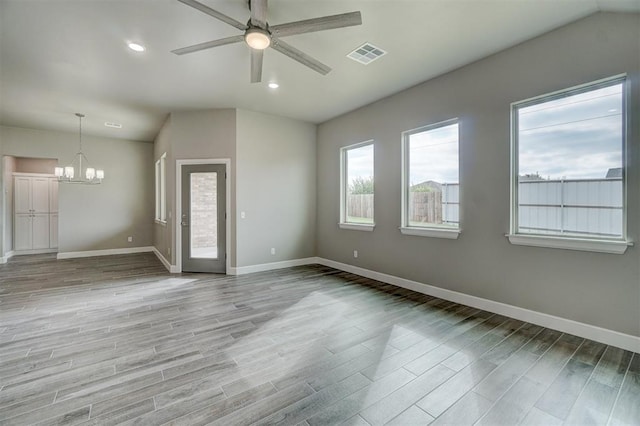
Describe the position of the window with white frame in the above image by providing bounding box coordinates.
[401,120,460,238]
[155,153,167,223]
[340,141,374,229]
[511,76,628,251]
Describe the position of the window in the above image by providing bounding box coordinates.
[340,141,374,231]
[510,76,630,254]
[401,119,460,239]
[155,153,166,223]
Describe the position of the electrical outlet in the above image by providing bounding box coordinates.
[270,247,276,255]
[353,250,358,258]
[127,236,133,242]
[241,211,246,219]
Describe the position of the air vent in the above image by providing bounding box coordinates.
[104,122,122,129]
[347,43,387,65]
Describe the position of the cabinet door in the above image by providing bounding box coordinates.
[32,178,50,213]
[32,214,50,249]
[50,213,58,249]
[14,177,32,213]
[14,214,33,250]
[49,179,59,213]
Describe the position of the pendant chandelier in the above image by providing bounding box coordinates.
[54,113,104,184]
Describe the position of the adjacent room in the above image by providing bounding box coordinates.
[0,0,638,424]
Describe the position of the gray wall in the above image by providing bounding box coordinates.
[316,13,640,337]
[153,108,318,269]
[153,115,172,262]
[153,109,237,266]
[236,109,316,267]
[0,125,154,253]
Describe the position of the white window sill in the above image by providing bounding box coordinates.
[400,227,461,239]
[339,223,375,232]
[506,234,632,254]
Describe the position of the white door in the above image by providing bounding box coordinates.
[50,213,58,248]
[14,214,32,250]
[32,178,50,213]
[32,214,50,249]
[14,177,31,213]
[49,179,59,213]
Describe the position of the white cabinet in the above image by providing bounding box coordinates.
[49,179,59,213]
[14,214,33,251]
[50,213,58,248]
[15,176,50,213]
[14,174,58,252]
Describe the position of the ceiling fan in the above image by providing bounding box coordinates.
[172,0,362,83]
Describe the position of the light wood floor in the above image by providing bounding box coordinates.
[0,253,638,425]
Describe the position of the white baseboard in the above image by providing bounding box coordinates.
[0,251,15,264]
[229,257,319,275]
[13,249,56,256]
[141,251,639,352]
[315,257,640,353]
[57,246,154,260]
[152,247,180,273]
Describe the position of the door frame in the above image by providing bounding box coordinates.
[175,158,231,274]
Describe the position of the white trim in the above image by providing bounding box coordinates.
[340,140,375,225]
[152,247,180,273]
[13,248,57,256]
[12,172,55,178]
[57,246,154,259]
[506,234,631,254]
[229,257,319,275]
[176,159,231,274]
[401,119,461,231]
[338,223,375,232]
[0,251,15,264]
[400,227,460,239]
[510,75,629,244]
[314,257,640,353]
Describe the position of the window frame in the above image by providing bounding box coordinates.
[339,140,375,231]
[400,118,461,239]
[508,75,631,254]
[155,153,167,224]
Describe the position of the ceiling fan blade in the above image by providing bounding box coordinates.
[271,11,362,38]
[271,39,331,75]
[171,35,245,55]
[250,0,268,28]
[177,0,247,31]
[251,49,264,83]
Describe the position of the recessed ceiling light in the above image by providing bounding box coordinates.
[128,42,145,52]
[104,122,122,129]
[268,82,279,89]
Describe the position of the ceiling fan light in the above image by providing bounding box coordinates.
[245,28,271,50]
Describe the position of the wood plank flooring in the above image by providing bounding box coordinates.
[1,253,638,425]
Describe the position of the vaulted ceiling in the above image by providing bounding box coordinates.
[1,0,638,142]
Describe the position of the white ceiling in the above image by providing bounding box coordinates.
[1,0,639,142]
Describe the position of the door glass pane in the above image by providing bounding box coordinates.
[190,172,217,259]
